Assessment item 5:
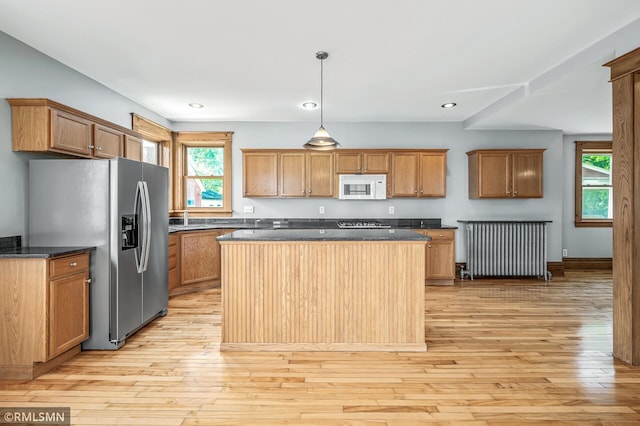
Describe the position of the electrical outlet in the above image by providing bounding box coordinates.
[243,205,254,214]
[388,206,395,215]
[319,206,325,214]
[562,248,568,257]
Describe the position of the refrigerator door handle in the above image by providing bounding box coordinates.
[141,181,152,272]
[134,181,147,273]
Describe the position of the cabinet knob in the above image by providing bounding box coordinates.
[428,245,432,248]
[414,190,418,194]
[69,262,78,267]
[85,278,92,284]
[96,146,102,151]
[506,191,511,194]
[513,191,518,195]
[439,234,443,237]
[88,145,94,149]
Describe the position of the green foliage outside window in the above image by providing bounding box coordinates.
[581,153,612,219]
[187,147,224,194]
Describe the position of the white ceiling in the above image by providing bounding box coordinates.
[1,0,639,134]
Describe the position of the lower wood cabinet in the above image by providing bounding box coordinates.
[0,251,91,380]
[415,229,456,284]
[169,229,234,297]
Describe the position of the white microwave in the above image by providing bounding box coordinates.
[338,174,387,200]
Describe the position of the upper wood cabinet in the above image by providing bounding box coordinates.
[280,152,306,197]
[8,98,143,160]
[124,134,143,161]
[467,149,544,199]
[50,109,93,156]
[307,152,334,197]
[243,151,279,197]
[93,124,123,159]
[243,150,335,198]
[390,151,447,198]
[335,152,389,174]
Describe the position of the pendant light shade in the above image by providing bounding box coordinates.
[304,51,340,150]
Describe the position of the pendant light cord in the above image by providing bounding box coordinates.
[320,56,324,128]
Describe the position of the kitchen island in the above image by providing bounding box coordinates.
[218,229,429,352]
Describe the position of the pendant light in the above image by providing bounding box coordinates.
[304,51,340,150]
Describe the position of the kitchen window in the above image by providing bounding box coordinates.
[142,140,159,165]
[575,141,612,227]
[176,132,233,216]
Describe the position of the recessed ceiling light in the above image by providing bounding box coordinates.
[302,101,318,110]
[441,102,457,109]
[189,103,204,109]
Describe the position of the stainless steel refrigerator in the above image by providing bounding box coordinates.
[29,158,168,350]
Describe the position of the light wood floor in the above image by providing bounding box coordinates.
[2,270,640,425]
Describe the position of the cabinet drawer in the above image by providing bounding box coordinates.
[423,229,455,240]
[50,253,90,278]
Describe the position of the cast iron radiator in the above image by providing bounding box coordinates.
[458,221,551,280]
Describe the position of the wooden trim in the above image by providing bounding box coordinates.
[175,131,233,142]
[178,135,232,215]
[564,258,612,270]
[456,261,567,278]
[547,261,565,278]
[604,47,640,81]
[131,113,172,141]
[0,345,80,381]
[241,148,448,154]
[221,343,427,352]
[574,141,613,227]
[465,148,546,155]
[8,98,141,137]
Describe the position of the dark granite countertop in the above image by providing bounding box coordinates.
[217,228,431,242]
[0,246,96,259]
[170,218,456,233]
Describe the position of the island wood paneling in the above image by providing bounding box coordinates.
[220,241,426,351]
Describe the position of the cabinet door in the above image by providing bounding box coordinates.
[48,272,89,358]
[363,153,389,173]
[512,152,543,198]
[93,124,123,158]
[425,241,455,280]
[124,134,143,161]
[419,152,446,197]
[477,152,510,198]
[335,153,362,173]
[180,231,220,285]
[280,153,306,197]
[50,109,93,156]
[307,152,334,197]
[243,152,278,197]
[390,153,418,197]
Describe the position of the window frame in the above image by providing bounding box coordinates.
[574,141,613,228]
[176,132,233,217]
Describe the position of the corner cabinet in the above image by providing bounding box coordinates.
[169,229,234,297]
[467,149,544,199]
[0,251,91,380]
[8,98,142,160]
[390,151,447,197]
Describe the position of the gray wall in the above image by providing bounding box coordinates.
[0,30,612,264]
[562,134,613,258]
[0,31,169,239]
[173,121,565,261]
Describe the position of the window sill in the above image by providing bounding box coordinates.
[574,221,613,228]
